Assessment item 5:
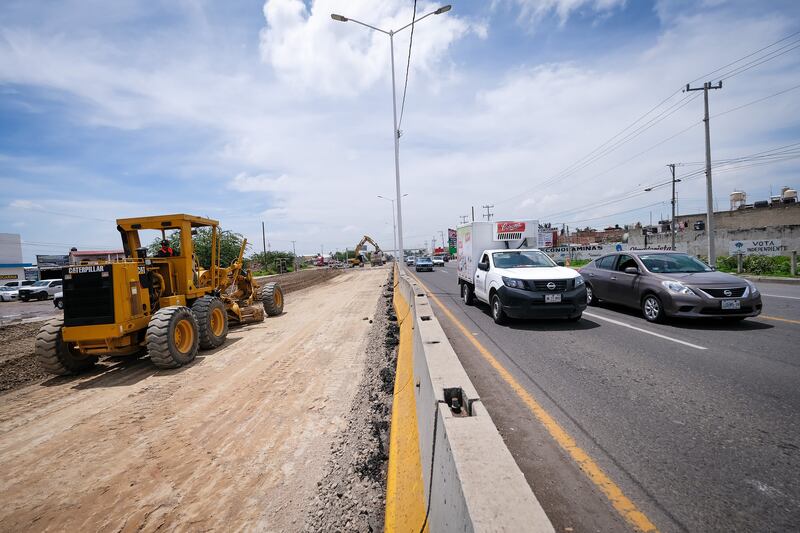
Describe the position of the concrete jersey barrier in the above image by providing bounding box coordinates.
[386,264,554,532]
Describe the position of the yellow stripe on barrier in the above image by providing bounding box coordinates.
[385,266,428,532]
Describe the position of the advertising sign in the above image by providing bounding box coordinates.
[537,231,554,248]
[36,254,69,269]
[728,239,785,256]
[542,243,688,261]
[448,228,457,255]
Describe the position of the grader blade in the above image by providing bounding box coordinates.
[238,305,265,325]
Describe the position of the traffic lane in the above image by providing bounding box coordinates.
[414,266,800,532]
[754,281,800,319]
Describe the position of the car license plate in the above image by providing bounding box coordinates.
[545,294,562,303]
[721,299,741,310]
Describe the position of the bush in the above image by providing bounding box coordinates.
[716,255,738,272]
[717,254,794,276]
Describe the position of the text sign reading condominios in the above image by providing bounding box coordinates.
[728,239,785,256]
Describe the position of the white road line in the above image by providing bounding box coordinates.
[761,294,800,300]
[584,311,708,350]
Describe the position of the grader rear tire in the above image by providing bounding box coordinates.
[147,306,199,369]
[35,317,97,375]
[191,295,228,349]
[262,282,284,317]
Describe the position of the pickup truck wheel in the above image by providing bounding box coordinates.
[38,292,48,301]
[491,294,506,325]
[461,283,474,305]
[586,284,598,306]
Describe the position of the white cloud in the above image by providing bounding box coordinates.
[259,0,479,95]
[228,173,291,192]
[497,0,627,25]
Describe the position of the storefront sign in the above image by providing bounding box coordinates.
[728,239,785,256]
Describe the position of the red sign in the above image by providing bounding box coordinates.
[496,221,526,233]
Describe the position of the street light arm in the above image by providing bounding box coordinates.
[394,9,439,34]
[333,14,390,34]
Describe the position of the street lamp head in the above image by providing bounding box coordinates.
[331,13,348,22]
[434,5,452,14]
[644,188,653,192]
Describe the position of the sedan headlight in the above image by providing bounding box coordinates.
[745,279,760,296]
[574,275,585,287]
[502,277,527,289]
[661,280,694,295]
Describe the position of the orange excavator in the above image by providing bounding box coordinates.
[348,235,384,267]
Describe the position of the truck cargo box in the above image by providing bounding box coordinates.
[456,220,538,283]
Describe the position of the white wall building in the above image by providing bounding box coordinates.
[0,233,33,284]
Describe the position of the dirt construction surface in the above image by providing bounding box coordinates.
[0,268,386,532]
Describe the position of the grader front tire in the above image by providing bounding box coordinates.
[192,296,228,349]
[262,282,284,317]
[35,317,97,375]
[147,306,199,369]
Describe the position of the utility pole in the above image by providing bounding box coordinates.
[261,221,267,259]
[686,80,722,265]
[471,206,475,222]
[439,230,445,254]
[668,164,677,251]
[482,204,494,221]
[291,240,297,271]
[459,215,468,224]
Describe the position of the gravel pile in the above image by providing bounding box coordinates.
[0,322,50,394]
[303,270,399,532]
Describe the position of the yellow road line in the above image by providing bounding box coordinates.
[408,271,659,533]
[759,314,800,325]
[385,267,428,532]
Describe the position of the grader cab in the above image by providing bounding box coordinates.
[35,214,284,375]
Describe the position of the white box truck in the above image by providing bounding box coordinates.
[456,220,587,323]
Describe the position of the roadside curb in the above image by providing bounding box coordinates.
[736,274,800,285]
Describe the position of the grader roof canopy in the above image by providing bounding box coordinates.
[116,214,219,231]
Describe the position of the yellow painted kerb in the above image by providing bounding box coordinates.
[385,265,428,532]
[409,271,660,533]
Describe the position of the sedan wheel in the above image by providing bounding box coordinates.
[641,294,665,323]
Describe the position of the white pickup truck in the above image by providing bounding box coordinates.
[456,220,587,323]
[18,279,63,301]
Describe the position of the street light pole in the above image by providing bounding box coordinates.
[331,5,452,266]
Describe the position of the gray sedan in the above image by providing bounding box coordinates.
[579,251,762,322]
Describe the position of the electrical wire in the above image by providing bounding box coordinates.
[397,0,417,132]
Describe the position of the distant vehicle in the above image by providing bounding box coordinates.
[18,279,62,301]
[405,256,415,266]
[53,291,64,309]
[579,251,763,322]
[457,221,586,323]
[415,257,434,272]
[0,286,20,302]
[3,280,34,288]
[432,256,445,267]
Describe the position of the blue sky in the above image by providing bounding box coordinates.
[1,0,799,261]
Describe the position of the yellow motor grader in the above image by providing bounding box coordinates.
[35,214,284,374]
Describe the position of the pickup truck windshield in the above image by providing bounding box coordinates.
[639,253,712,273]
[492,251,556,268]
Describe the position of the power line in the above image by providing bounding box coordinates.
[397,0,417,132]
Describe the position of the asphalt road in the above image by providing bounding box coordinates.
[409,262,799,533]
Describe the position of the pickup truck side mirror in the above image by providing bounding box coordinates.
[478,262,490,271]
[624,266,639,275]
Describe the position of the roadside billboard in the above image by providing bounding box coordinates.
[448,228,457,255]
[728,239,785,256]
[36,254,69,269]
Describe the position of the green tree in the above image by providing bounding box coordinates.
[250,251,298,274]
[148,228,246,268]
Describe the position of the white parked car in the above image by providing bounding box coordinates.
[18,279,63,301]
[53,291,64,310]
[3,280,34,289]
[0,286,20,302]
[432,255,445,267]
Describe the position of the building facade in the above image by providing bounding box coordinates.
[0,233,33,284]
